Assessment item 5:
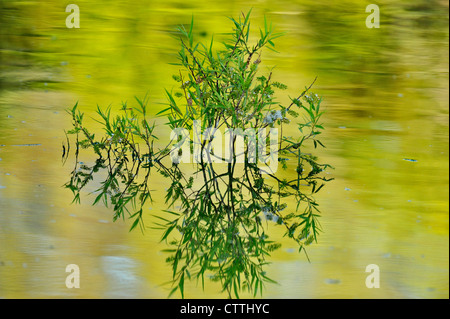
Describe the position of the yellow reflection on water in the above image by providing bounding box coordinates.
[0,0,448,298]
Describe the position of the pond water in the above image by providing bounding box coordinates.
[0,0,448,298]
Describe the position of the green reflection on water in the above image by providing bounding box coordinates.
[0,0,448,298]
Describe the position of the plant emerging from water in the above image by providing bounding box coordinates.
[63,11,333,298]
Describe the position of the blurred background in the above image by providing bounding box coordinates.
[0,0,448,298]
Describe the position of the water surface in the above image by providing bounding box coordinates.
[0,0,448,298]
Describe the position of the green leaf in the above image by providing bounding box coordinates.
[188,15,194,47]
[165,89,183,116]
[129,216,141,232]
[179,272,185,298]
[161,223,177,242]
[93,191,104,206]
[168,286,178,298]
[233,278,240,299]
[71,101,79,114]
[156,107,171,116]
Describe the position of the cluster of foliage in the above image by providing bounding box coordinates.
[63,11,333,298]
